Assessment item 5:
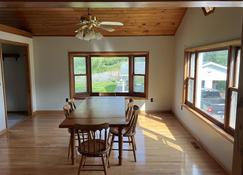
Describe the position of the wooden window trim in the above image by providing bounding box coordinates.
[132,55,149,97]
[69,51,149,99]
[183,40,241,136]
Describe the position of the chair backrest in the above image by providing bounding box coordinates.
[125,98,134,121]
[75,123,110,155]
[66,98,76,111]
[63,104,71,118]
[124,105,140,136]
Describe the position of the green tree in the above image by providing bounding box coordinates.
[203,50,228,66]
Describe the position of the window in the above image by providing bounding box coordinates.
[91,56,129,93]
[184,42,241,135]
[69,52,148,98]
[73,56,87,94]
[186,53,195,104]
[229,48,241,129]
[133,56,146,93]
[195,50,228,123]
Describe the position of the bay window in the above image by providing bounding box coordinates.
[69,52,149,98]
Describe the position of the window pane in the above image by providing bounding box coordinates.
[74,57,86,74]
[195,50,228,123]
[134,76,144,93]
[75,76,87,93]
[134,57,145,74]
[229,91,238,129]
[235,49,241,88]
[91,57,129,93]
[187,79,194,103]
[190,53,195,78]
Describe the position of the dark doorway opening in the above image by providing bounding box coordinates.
[1,43,32,128]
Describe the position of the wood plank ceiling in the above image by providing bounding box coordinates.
[0,8,186,36]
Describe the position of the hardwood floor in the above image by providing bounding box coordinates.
[0,113,228,175]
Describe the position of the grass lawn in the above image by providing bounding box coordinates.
[75,81,117,93]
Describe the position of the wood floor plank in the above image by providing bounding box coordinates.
[0,113,228,175]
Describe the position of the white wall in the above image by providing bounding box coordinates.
[0,31,35,132]
[33,36,175,111]
[3,44,28,111]
[173,8,243,173]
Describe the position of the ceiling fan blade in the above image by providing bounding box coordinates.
[75,25,88,33]
[100,21,124,26]
[98,26,115,32]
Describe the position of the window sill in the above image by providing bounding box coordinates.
[125,96,147,100]
[182,104,234,144]
[74,96,147,100]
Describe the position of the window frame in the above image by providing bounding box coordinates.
[183,41,241,136]
[69,52,149,99]
[132,55,149,97]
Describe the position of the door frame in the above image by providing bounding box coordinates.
[0,39,33,129]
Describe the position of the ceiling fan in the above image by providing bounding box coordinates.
[75,8,124,40]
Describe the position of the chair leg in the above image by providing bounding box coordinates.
[77,155,84,175]
[108,134,115,157]
[128,137,131,146]
[131,136,137,162]
[102,155,108,175]
[68,136,71,159]
[106,152,110,168]
[133,136,137,150]
[82,156,86,167]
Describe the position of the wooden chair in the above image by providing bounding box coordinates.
[76,123,110,175]
[109,105,139,162]
[63,103,83,160]
[63,104,72,118]
[66,98,76,111]
[63,104,74,159]
[125,98,134,121]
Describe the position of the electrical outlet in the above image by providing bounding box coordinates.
[150,98,153,102]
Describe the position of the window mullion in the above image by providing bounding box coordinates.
[86,55,91,95]
[193,52,198,106]
[224,46,232,130]
[130,56,134,95]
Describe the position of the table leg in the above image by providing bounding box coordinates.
[118,127,123,165]
[70,128,75,165]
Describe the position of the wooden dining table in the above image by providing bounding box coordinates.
[59,96,128,165]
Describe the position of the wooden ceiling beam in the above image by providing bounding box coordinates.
[0,1,242,8]
[0,24,32,38]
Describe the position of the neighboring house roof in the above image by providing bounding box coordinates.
[202,62,227,73]
[201,62,227,81]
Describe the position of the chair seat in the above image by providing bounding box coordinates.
[109,126,134,137]
[78,139,108,156]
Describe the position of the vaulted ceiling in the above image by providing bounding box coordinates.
[0,8,186,36]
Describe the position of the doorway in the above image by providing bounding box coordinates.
[0,42,32,128]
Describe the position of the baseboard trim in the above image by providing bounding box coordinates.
[33,110,63,116]
[0,128,7,136]
[139,110,172,115]
[7,111,28,114]
[173,110,231,175]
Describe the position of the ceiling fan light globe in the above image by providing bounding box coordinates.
[75,31,84,40]
[95,32,103,40]
[84,32,91,41]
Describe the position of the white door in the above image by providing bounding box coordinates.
[0,45,6,132]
